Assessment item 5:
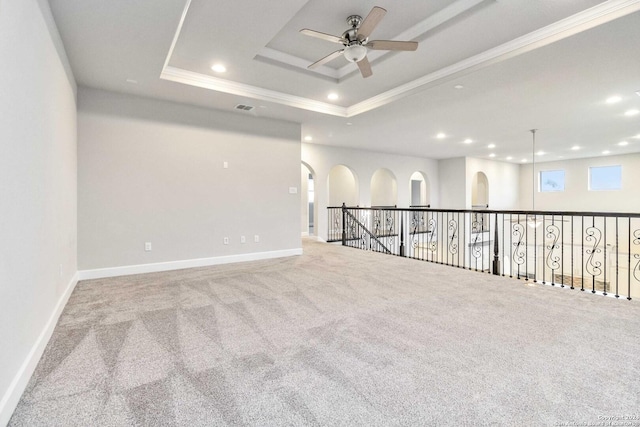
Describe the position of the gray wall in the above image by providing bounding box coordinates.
[78,88,301,270]
[0,0,78,422]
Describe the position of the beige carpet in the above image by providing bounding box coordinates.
[10,238,640,426]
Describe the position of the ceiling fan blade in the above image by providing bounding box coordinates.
[300,29,345,44]
[356,56,372,78]
[308,50,344,69]
[367,40,418,51]
[357,6,387,40]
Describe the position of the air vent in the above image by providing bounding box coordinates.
[234,104,254,111]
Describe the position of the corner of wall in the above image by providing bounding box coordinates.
[0,274,79,426]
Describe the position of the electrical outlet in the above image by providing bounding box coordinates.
[254,235,260,243]
[223,237,229,245]
[145,242,152,251]
[240,236,246,244]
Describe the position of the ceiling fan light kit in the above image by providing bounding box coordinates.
[300,6,418,78]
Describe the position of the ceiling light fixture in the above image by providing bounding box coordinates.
[211,64,226,73]
[618,141,629,146]
[602,150,611,154]
[506,156,513,160]
[126,79,138,84]
[606,95,622,104]
[625,109,639,116]
[464,138,472,144]
[454,85,464,89]
[521,159,528,163]
[489,153,496,158]
[437,133,446,139]
[488,143,496,149]
[536,151,545,156]
[571,145,580,150]
[346,122,353,126]
[304,136,313,141]
[327,93,339,100]
[343,44,367,63]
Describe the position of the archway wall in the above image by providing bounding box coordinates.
[438,157,520,209]
[302,143,439,241]
[466,157,519,210]
[370,168,397,207]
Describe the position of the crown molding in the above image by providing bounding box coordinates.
[161,0,640,118]
[347,0,640,116]
[161,66,348,116]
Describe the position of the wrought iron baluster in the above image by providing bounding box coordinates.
[545,215,560,286]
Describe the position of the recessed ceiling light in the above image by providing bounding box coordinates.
[606,95,622,104]
[327,93,339,100]
[487,143,496,149]
[634,134,640,139]
[489,153,496,158]
[436,133,446,139]
[625,109,639,116]
[618,141,629,146]
[571,145,580,150]
[304,136,313,141]
[211,64,226,73]
[521,159,528,163]
[536,151,545,156]
[346,122,353,126]
[126,78,138,84]
[602,150,611,154]
[506,156,513,160]
[454,85,464,89]
[464,138,472,144]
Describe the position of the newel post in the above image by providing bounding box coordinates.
[341,202,347,246]
[399,212,405,257]
[492,213,500,275]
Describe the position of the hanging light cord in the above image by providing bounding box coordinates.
[530,129,537,211]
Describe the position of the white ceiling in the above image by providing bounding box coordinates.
[49,0,640,162]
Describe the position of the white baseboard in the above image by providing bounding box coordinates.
[0,272,79,427]
[78,248,303,281]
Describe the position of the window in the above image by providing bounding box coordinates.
[589,165,622,191]
[539,170,565,192]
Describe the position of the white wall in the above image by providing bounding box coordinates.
[78,88,301,273]
[466,157,520,209]
[519,153,640,212]
[302,143,439,240]
[0,0,78,423]
[438,158,467,209]
[371,168,398,207]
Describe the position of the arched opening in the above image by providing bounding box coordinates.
[328,164,358,207]
[301,162,316,236]
[471,171,489,208]
[409,171,430,207]
[371,168,397,207]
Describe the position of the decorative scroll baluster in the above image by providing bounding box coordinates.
[448,218,458,258]
[585,222,603,293]
[632,229,640,288]
[512,222,526,278]
[545,220,561,283]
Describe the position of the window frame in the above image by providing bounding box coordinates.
[538,169,566,193]
[588,165,622,191]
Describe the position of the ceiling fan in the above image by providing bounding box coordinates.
[300,6,418,78]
